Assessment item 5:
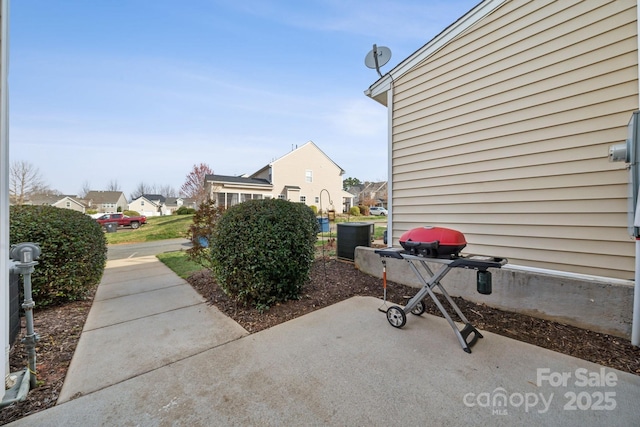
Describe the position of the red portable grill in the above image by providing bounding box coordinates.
[376,225,507,353]
[399,226,466,258]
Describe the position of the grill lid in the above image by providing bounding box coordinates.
[399,226,467,258]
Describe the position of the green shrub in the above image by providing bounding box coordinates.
[10,205,107,307]
[349,206,360,216]
[86,209,98,215]
[176,206,196,215]
[209,199,317,311]
[358,205,370,216]
[123,210,140,217]
[309,205,318,215]
[186,199,225,269]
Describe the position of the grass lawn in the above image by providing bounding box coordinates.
[105,214,194,245]
[318,217,387,240]
[156,251,204,279]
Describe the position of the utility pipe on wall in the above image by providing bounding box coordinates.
[633,238,640,346]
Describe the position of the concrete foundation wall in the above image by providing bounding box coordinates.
[355,247,634,339]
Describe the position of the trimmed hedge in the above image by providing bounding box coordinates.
[176,206,196,215]
[10,205,108,307]
[349,206,360,216]
[209,199,317,311]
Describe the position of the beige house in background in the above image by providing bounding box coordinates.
[205,141,353,212]
[128,195,163,216]
[26,194,86,213]
[164,197,197,214]
[352,181,388,207]
[129,195,198,216]
[84,190,128,213]
[366,0,637,281]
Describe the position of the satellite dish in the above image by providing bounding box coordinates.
[365,44,392,77]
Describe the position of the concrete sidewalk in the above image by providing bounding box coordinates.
[8,256,640,426]
[58,256,249,403]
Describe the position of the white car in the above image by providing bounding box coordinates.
[369,206,388,216]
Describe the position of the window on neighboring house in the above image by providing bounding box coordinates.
[305,170,313,183]
[315,197,319,203]
[300,196,306,203]
[141,201,145,206]
[66,201,70,208]
[278,194,286,200]
[227,193,239,206]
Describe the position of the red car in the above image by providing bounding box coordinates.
[95,213,147,229]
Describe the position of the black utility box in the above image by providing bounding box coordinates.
[337,222,372,261]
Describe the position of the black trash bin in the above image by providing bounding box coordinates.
[104,222,118,233]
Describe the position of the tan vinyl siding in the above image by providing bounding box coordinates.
[269,142,344,209]
[390,0,638,279]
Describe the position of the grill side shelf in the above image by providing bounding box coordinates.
[375,248,508,270]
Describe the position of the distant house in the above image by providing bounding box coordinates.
[128,195,164,217]
[129,194,198,216]
[347,181,388,208]
[84,191,128,213]
[205,141,354,212]
[164,197,197,215]
[204,174,272,207]
[26,194,86,213]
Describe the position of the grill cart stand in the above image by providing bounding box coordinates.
[375,248,507,353]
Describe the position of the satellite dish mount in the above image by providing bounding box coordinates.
[365,44,392,78]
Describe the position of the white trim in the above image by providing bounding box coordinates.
[634,0,640,346]
[1,0,9,401]
[365,0,507,104]
[386,87,393,247]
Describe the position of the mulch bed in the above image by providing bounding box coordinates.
[1,289,95,425]
[189,257,640,375]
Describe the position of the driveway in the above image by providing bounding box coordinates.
[107,238,192,260]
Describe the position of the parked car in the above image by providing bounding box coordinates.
[369,206,388,216]
[95,213,147,229]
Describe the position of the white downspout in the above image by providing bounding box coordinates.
[386,82,394,247]
[1,0,10,401]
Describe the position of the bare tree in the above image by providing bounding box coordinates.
[9,160,49,204]
[181,163,213,204]
[158,184,178,198]
[78,180,91,199]
[130,182,178,200]
[130,182,152,200]
[106,179,121,192]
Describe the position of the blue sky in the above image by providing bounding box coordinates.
[9,0,479,199]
